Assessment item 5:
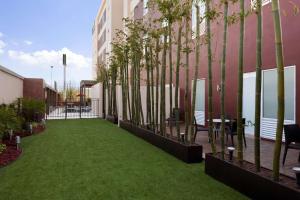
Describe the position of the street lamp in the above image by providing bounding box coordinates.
[50,66,54,87]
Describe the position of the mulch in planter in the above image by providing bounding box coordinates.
[0,141,22,167]
[15,125,46,138]
[33,125,46,135]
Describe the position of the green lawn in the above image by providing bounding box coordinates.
[0,119,247,200]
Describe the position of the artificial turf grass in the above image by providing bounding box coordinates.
[0,119,248,200]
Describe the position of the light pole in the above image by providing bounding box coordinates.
[63,54,67,120]
[50,66,54,87]
[63,54,67,99]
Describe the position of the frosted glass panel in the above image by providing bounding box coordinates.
[285,67,295,120]
[263,67,295,120]
[195,80,205,111]
[263,70,277,118]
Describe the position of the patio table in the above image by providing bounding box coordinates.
[207,119,231,139]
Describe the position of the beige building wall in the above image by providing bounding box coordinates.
[0,68,23,104]
[92,0,125,79]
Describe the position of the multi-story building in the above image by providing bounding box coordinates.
[92,0,126,79]
[137,0,300,140]
[93,0,299,140]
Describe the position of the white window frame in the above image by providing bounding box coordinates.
[192,1,206,39]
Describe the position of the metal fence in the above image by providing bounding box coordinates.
[46,98,100,120]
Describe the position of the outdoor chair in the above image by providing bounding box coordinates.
[194,116,209,142]
[226,118,247,147]
[282,124,300,166]
[166,108,183,127]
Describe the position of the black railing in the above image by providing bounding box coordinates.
[46,99,100,120]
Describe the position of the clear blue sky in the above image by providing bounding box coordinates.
[0,0,101,88]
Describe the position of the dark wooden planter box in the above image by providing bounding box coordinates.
[205,153,300,199]
[120,120,203,163]
[106,115,118,124]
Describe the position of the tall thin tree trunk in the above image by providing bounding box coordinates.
[272,0,285,181]
[155,38,160,134]
[146,44,151,126]
[255,0,262,172]
[237,0,245,163]
[160,31,167,136]
[168,21,173,136]
[103,76,106,119]
[108,80,111,116]
[220,0,229,160]
[190,4,201,143]
[150,44,155,130]
[206,0,216,154]
[125,51,131,121]
[184,15,191,141]
[121,56,127,121]
[175,20,183,140]
[131,60,136,124]
[137,54,145,126]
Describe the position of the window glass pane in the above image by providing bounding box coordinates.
[285,67,295,120]
[195,80,205,111]
[263,70,277,118]
[263,67,295,120]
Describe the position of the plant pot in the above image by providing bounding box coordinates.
[119,120,203,163]
[205,153,300,199]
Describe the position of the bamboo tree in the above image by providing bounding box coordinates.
[272,0,285,182]
[150,43,155,130]
[220,0,229,159]
[166,2,178,136]
[96,63,108,119]
[145,39,151,126]
[254,0,262,172]
[206,0,216,154]
[160,27,167,136]
[125,47,131,121]
[237,0,245,163]
[183,1,193,141]
[175,19,183,140]
[155,37,160,133]
[190,1,201,143]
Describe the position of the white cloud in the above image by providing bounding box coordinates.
[24,40,33,45]
[8,48,91,69]
[0,40,6,54]
[0,32,3,38]
[7,48,92,86]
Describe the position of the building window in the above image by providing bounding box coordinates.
[262,66,295,121]
[98,30,106,50]
[195,79,205,112]
[192,1,206,38]
[193,79,205,125]
[143,0,149,16]
[98,9,107,35]
[251,0,271,10]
